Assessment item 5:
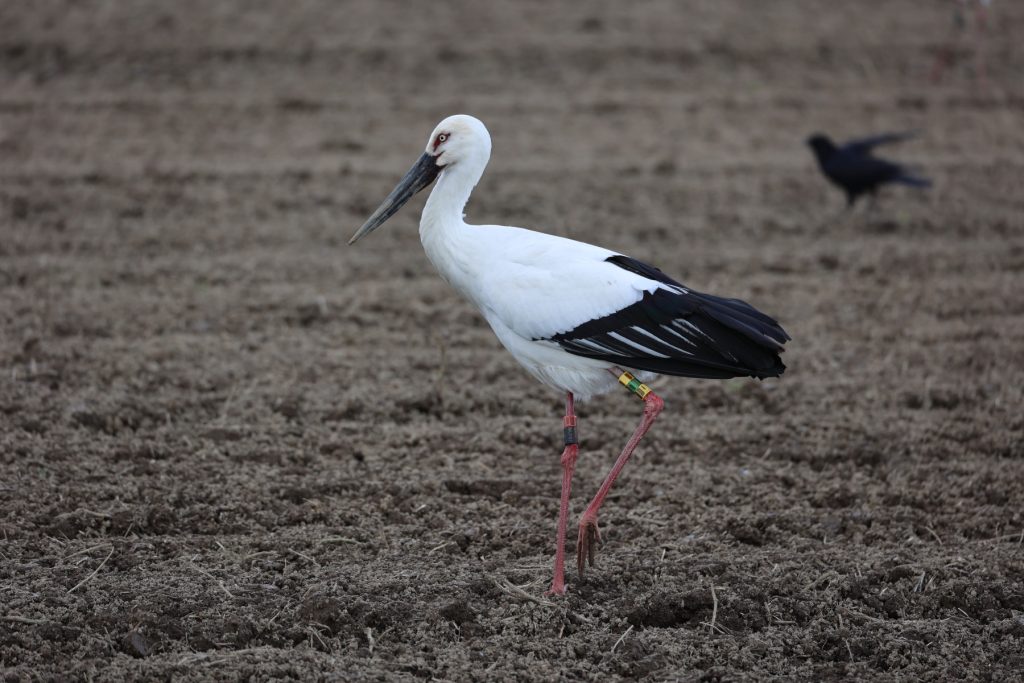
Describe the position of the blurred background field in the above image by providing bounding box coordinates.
[1,1,1022,680]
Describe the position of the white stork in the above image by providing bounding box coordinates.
[349,115,789,595]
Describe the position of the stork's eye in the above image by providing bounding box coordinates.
[434,133,449,150]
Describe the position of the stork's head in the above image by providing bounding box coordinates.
[349,114,492,245]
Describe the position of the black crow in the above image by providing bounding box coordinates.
[806,132,932,207]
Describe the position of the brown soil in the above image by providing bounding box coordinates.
[2,1,1023,680]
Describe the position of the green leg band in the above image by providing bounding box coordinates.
[617,371,652,400]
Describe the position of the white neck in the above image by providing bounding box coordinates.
[418,155,488,295]
[422,168,468,231]
[419,154,486,247]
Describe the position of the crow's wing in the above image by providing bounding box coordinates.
[844,132,917,156]
[825,152,905,188]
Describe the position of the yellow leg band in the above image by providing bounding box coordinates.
[617,371,652,400]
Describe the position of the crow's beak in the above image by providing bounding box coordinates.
[348,153,442,245]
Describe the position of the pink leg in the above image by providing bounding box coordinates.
[577,381,664,576]
[546,392,578,596]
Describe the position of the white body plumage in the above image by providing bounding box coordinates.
[415,117,669,398]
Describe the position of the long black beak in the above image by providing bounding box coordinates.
[348,152,441,245]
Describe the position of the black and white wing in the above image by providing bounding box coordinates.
[544,255,789,380]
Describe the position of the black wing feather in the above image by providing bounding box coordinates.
[544,256,789,380]
[844,131,916,156]
[824,154,905,189]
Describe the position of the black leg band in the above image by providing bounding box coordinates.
[563,426,578,446]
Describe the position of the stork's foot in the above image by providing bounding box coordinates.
[545,581,567,597]
[576,514,601,575]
